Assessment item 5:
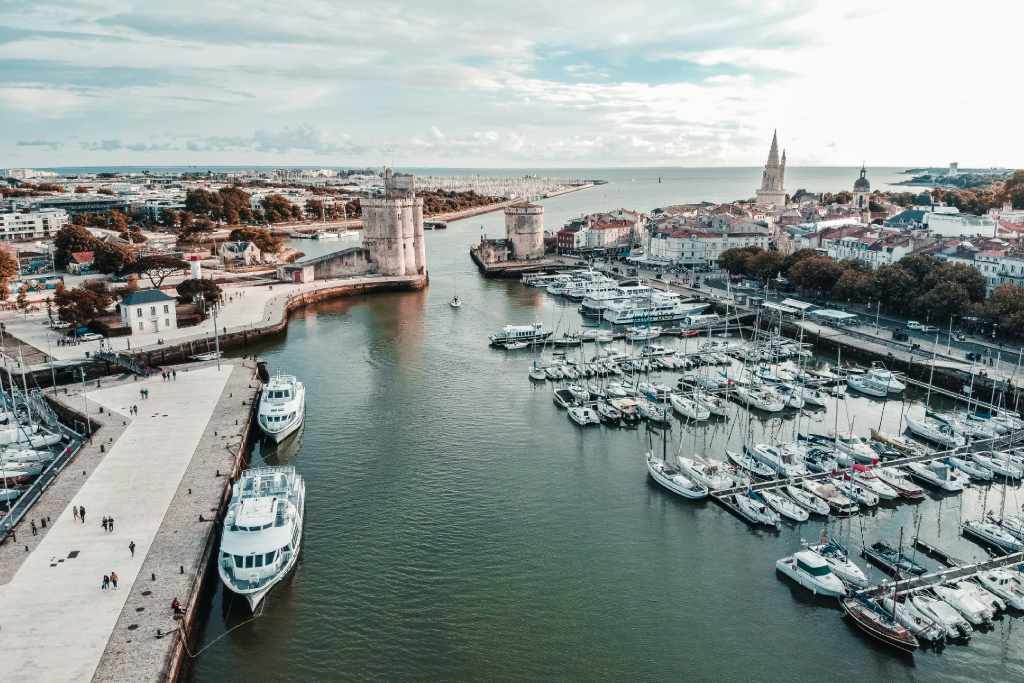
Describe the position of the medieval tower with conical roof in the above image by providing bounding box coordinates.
[755,130,788,207]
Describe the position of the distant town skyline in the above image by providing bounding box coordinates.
[1,0,1020,168]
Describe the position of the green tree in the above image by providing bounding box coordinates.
[15,285,29,316]
[93,241,135,274]
[176,278,222,305]
[788,256,844,296]
[718,246,763,276]
[746,250,785,283]
[127,255,188,288]
[228,227,283,254]
[54,282,113,327]
[260,194,294,223]
[831,268,873,303]
[998,170,1024,210]
[53,225,99,268]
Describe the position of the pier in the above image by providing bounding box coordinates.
[856,551,1024,599]
[0,361,259,682]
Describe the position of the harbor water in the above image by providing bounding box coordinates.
[190,171,1023,682]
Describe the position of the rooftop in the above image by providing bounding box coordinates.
[121,288,177,305]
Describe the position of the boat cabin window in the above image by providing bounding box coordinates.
[796,559,831,576]
[254,555,264,567]
[234,555,243,568]
[244,555,254,568]
[265,551,275,564]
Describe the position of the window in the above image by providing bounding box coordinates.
[136,307,142,317]
[138,322,144,331]
[234,555,243,568]
[245,555,254,568]
[265,551,275,564]
[165,318,170,327]
[163,304,169,314]
[150,306,156,315]
[254,555,264,567]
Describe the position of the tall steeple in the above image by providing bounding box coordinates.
[756,129,788,207]
[767,129,780,167]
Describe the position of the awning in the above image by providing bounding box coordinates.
[780,297,815,311]
[808,309,858,321]
[764,301,799,314]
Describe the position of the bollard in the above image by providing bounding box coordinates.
[100,444,105,454]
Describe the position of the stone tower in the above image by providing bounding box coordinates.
[361,168,426,277]
[755,130,788,207]
[505,203,545,260]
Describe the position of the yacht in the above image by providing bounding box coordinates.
[218,466,305,611]
[976,570,1024,610]
[488,323,551,347]
[878,596,946,643]
[932,584,991,626]
[728,490,779,527]
[928,410,998,440]
[565,278,617,302]
[725,449,775,478]
[732,385,785,412]
[776,550,846,597]
[755,489,809,522]
[258,375,305,443]
[862,541,927,578]
[911,594,973,640]
[807,538,869,588]
[677,455,735,491]
[602,294,709,325]
[595,401,622,424]
[637,400,670,424]
[746,444,808,478]
[905,461,966,492]
[784,485,831,516]
[869,428,929,456]
[692,391,729,417]
[846,374,888,398]
[905,415,966,449]
[567,406,601,426]
[875,467,925,500]
[830,432,878,466]
[962,519,1022,552]
[865,363,906,393]
[972,451,1024,478]
[840,597,919,653]
[850,465,899,500]
[801,480,859,516]
[669,394,711,421]
[833,476,879,508]
[646,451,709,500]
[946,455,992,481]
[579,285,653,318]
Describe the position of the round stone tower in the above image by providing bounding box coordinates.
[505,203,545,260]
[362,169,426,277]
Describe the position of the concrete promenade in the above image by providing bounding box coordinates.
[0,364,241,682]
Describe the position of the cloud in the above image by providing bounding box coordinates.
[16,139,62,150]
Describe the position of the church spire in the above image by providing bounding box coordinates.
[767,129,780,167]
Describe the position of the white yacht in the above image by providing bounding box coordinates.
[933,584,991,626]
[905,461,966,492]
[807,538,870,588]
[258,375,305,443]
[784,485,830,516]
[757,489,809,522]
[878,596,946,643]
[579,285,653,318]
[846,374,888,398]
[776,550,847,597]
[911,594,973,640]
[669,394,711,421]
[865,364,906,394]
[218,466,305,611]
[677,455,734,491]
[972,451,1024,479]
[905,415,965,449]
[830,432,878,466]
[850,466,899,500]
[646,451,709,500]
[746,443,809,478]
[732,385,785,413]
[962,519,1022,552]
[976,570,1024,610]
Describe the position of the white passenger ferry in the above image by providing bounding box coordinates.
[488,323,552,347]
[218,466,305,610]
[258,374,305,443]
[579,284,654,317]
[602,293,710,325]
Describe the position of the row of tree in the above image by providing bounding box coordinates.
[53,225,187,287]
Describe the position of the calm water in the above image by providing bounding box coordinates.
[190,173,1022,682]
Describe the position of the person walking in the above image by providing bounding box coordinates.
[102,516,108,532]
[108,517,115,533]
[73,506,79,522]
[102,575,110,591]
[80,506,86,524]
[30,520,37,536]
[129,540,135,558]
[110,571,119,589]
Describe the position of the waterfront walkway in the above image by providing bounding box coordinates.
[0,365,235,682]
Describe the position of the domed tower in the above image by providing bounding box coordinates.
[853,164,871,211]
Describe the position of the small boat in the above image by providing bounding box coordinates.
[878,596,946,643]
[746,443,809,478]
[528,362,547,381]
[991,513,1024,541]
[875,467,925,501]
[189,350,223,361]
[870,428,928,456]
[776,549,846,596]
[976,569,1024,610]
[846,374,888,398]
[756,489,809,522]
[807,538,869,587]
[833,476,879,508]
[552,389,578,409]
[677,455,734,491]
[831,432,879,466]
[959,580,1005,616]
[841,596,919,653]
[729,490,779,527]
[625,326,662,342]
[862,541,927,578]
[946,456,992,481]
[637,400,670,424]
[801,480,859,516]
[567,406,601,426]
[503,341,530,350]
[911,594,972,640]
[449,295,462,309]
[850,465,899,500]
[784,485,830,516]
[692,391,729,417]
[725,449,774,479]
[905,415,966,449]
[608,398,641,424]
[605,381,630,399]
[961,519,1022,553]
[905,461,966,492]
[595,401,622,424]
[800,447,839,475]
[732,385,785,412]
[669,394,710,421]
[866,363,906,393]
[646,451,709,500]
[933,584,991,625]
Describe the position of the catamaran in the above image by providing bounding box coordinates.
[218,466,305,611]
[257,374,305,443]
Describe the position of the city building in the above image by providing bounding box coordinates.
[220,241,262,266]
[927,212,997,238]
[647,228,770,267]
[66,251,95,274]
[0,208,69,241]
[119,289,179,334]
[754,130,787,207]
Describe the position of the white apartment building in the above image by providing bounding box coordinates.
[941,252,1024,293]
[928,212,996,238]
[823,234,911,270]
[120,289,179,334]
[647,230,770,266]
[0,208,69,241]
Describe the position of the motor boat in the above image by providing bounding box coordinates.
[959,580,1005,616]
[645,451,709,500]
[911,593,972,640]
[833,475,879,508]
[552,389,578,409]
[489,323,551,347]
[729,491,779,528]
[865,363,906,394]
[567,406,601,426]
[608,398,641,425]
[449,295,462,308]
[878,596,946,643]
[257,375,305,443]
[625,326,663,342]
[846,374,888,398]
[929,410,1000,441]
[218,466,305,611]
[991,513,1024,541]
[746,443,808,478]
[801,480,859,516]
[976,570,1024,610]
[862,541,927,578]
[692,391,729,417]
[875,467,926,501]
[637,382,672,401]
[544,365,564,380]
[868,440,903,462]
[637,400,670,424]
[677,455,734,491]
[595,402,622,425]
[870,428,929,456]
[776,550,846,596]
[850,465,899,500]
[725,449,774,479]
[841,597,919,653]
[972,451,1023,479]
[604,381,630,399]
[831,432,879,466]
[932,584,991,626]
[755,489,809,522]
[800,447,839,474]
[946,456,992,481]
[784,485,830,516]
[905,461,966,492]
[669,394,711,421]
[961,519,1022,553]
[905,415,966,449]
[528,362,547,381]
[732,385,785,412]
[807,538,869,588]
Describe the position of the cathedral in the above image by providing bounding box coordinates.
[754,130,787,207]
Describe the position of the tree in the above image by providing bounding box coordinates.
[782,248,818,275]
[93,241,135,274]
[53,225,99,268]
[788,256,844,297]
[997,170,1024,210]
[127,255,188,288]
[260,194,294,223]
[718,246,762,277]
[53,283,113,327]
[872,264,918,315]
[831,268,873,303]
[0,248,18,299]
[15,286,29,316]
[176,278,222,305]
[747,250,785,284]
[228,227,283,254]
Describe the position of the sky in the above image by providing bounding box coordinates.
[0,0,1021,168]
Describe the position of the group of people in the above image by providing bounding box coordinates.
[55,336,88,347]
[160,370,178,381]
[101,515,116,533]
[101,571,119,591]
[72,505,87,523]
[138,388,151,399]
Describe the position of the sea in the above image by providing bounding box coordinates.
[185,168,1023,683]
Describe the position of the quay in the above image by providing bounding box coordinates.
[0,360,259,682]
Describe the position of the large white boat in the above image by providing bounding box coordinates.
[905,415,966,449]
[646,451,709,500]
[905,461,966,492]
[258,375,305,443]
[732,385,785,412]
[488,323,552,347]
[218,466,306,611]
[776,550,846,597]
[579,285,653,317]
[746,443,808,478]
[807,538,870,588]
[865,363,906,394]
[677,455,734,491]
[602,293,709,325]
[845,374,888,398]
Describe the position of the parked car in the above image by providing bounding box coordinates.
[920,325,939,333]
[77,332,103,342]
[906,321,923,330]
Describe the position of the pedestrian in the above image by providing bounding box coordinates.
[109,516,115,533]
[140,388,144,400]
[80,506,86,524]
[110,571,118,589]
[31,520,37,536]
[129,540,135,558]
[40,517,46,529]
[102,516,108,532]
[102,575,110,590]
[73,506,79,521]
[172,370,177,380]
